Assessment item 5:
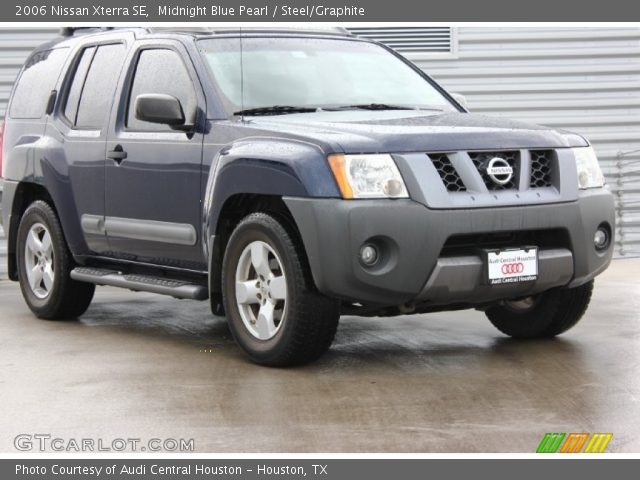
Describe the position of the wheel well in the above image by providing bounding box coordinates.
[7,183,55,281]
[208,194,311,310]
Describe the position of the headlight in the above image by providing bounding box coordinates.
[573,146,605,189]
[328,154,409,199]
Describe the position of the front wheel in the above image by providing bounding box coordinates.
[485,280,594,339]
[222,212,340,366]
[17,200,95,320]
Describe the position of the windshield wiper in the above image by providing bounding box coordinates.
[233,104,445,116]
[233,105,318,116]
[337,103,444,112]
[341,103,417,111]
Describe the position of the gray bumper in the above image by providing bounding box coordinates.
[0,179,16,234]
[1,179,20,280]
[284,189,615,306]
[0,181,4,230]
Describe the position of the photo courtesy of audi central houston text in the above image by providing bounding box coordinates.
[0,23,638,456]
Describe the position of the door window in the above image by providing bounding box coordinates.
[62,43,126,129]
[63,46,96,124]
[126,49,197,131]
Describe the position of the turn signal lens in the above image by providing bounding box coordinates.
[328,154,354,199]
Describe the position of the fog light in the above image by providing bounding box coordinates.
[594,228,609,250]
[360,244,379,266]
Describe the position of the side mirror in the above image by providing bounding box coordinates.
[134,94,192,129]
[451,92,468,110]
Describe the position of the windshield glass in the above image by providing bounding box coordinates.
[198,37,456,114]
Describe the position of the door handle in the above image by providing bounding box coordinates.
[107,145,127,163]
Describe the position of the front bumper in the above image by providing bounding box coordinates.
[284,189,615,306]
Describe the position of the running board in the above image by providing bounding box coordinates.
[70,267,208,300]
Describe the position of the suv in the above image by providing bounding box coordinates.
[1,27,615,366]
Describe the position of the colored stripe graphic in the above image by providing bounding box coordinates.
[560,433,589,453]
[537,433,566,453]
[584,433,613,453]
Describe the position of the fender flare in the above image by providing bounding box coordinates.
[203,138,341,246]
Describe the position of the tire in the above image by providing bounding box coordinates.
[17,200,95,320]
[222,212,340,366]
[485,280,594,339]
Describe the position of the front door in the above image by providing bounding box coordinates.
[105,43,205,270]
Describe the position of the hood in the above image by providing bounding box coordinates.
[240,111,588,153]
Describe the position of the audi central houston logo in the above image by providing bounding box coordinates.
[486,157,514,185]
[501,262,525,274]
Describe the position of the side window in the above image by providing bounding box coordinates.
[63,46,96,124]
[126,49,197,131]
[74,43,126,129]
[9,48,69,119]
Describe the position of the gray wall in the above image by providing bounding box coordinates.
[1,27,639,258]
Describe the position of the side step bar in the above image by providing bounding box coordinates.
[70,267,208,300]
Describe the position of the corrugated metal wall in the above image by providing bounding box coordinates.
[413,27,640,256]
[0,27,639,259]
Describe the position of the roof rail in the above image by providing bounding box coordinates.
[59,27,114,37]
[145,26,352,36]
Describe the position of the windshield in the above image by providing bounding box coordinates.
[198,37,457,115]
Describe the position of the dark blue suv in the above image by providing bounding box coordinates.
[0,27,615,365]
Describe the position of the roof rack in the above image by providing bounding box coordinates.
[145,26,352,36]
[59,27,115,37]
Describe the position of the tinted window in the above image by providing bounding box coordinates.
[126,49,197,131]
[63,46,96,124]
[9,48,69,119]
[75,43,126,128]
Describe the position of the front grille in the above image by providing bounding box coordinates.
[424,149,557,194]
[429,153,466,192]
[469,151,519,191]
[530,150,554,188]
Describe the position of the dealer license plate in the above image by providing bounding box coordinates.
[486,247,538,285]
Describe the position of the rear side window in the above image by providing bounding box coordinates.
[64,43,126,129]
[9,48,68,119]
[126,49,197,131]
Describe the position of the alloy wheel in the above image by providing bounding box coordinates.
[234,240,288,340]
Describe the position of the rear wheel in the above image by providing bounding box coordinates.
[17,200,95,320]
[222,212,340,366]
[485,280,594,339]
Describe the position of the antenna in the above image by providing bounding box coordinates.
[239,26,245,123]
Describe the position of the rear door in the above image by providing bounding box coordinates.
[104,40,206,269]
[51,39,129,255]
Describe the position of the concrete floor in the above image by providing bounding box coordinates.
[0,259,639,453]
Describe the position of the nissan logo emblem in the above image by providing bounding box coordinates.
[486,157,514,185]
[501,262,525,274]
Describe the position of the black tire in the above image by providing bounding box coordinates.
[486,280,594,339]
[222,212,340,366]
[17,200,95,320]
